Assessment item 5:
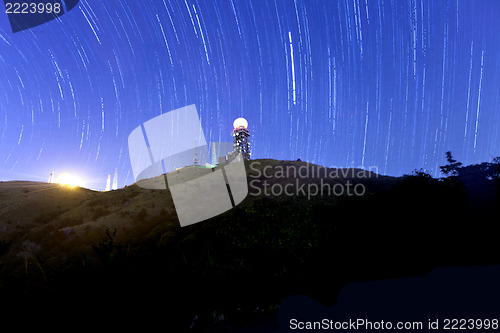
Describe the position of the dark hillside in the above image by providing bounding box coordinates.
[0,159,498,331]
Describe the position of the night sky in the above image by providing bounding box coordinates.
[0,0,499,190]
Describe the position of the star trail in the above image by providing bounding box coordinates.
[0,0,499,190]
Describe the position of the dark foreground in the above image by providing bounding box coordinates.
[0,159,498,331]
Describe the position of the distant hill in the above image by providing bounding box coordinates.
[0,159,394,261]
[0,159,498,331]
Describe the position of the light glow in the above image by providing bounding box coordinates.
[233,117,248,129]
[58,173,83,187]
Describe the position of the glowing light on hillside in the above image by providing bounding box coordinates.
[58,173,83,187]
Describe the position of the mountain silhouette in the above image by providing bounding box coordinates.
[0,159,498,331]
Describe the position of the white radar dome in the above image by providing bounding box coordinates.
[233,117,248,129]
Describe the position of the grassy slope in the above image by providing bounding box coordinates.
[0,159,497,331]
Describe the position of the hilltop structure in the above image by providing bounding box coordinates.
[48,171,54,183]
[105,174,111,191]
[112,169,118,190]
[230,117,251,161]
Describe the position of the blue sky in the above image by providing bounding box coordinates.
[0,0,499,190]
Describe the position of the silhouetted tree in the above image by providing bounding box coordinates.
[440,151,462,176]
[493,157,500,205]
[493,156,500,178]
[407,169,433,180]
[93,228,118,263]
